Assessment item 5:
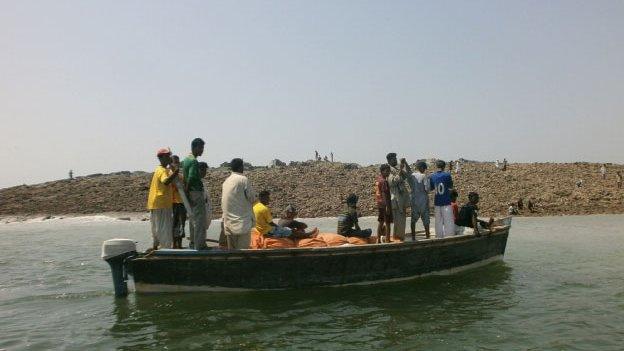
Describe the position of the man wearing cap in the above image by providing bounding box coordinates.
[221,158,256,249]
[182,138,207,250]
[147,148,178,250]
[386,153,411,241]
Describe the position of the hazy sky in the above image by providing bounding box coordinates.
[1,0,623,188]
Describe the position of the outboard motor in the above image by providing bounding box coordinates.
[101,239,137,297]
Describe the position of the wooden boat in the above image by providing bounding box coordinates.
[102,218,511,295]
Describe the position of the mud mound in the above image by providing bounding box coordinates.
[1,162,622,218]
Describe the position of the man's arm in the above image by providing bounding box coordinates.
[163,167,178,185]
[245,180,257,204]
[402,158,412,175]
[354,213,361,231]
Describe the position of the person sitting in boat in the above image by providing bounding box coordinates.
[253,190,293,238]
[277,205,319,238]
[337,194,372,238]
[455,192,494,236]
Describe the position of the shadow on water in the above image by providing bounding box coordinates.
[109,262,515,350]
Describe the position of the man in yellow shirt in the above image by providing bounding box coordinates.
[253,190,292,238]
[147,147,178,250]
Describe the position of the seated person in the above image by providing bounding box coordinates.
[455,192,495,236]
[277,205,319,239]
[253,190,292,238]
[337,194,372,238]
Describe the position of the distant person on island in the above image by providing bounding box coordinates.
[456,192,494,236]
[68,170,73,180]
[455,160,462,175]
[324,155,329,162]
[376,164,393,242]
[502,158,508,171]
[221,158,256,249]
[600,164,607,180]
[495,160,500,170]
[254,190,293,238]
[277,205,319,239]
[315,150,319,161]
[171,155,187,249]
[508,203,519,215]
[517,197,524,211]
[448,160,454,172]
[330,152,334,162]
[430,160,455,238]
[337,194,372,238]
[527,198,535,213]
[386,153,411,241]
[408,161,432,240]
[182,138,207,250]
[617,171,623,189]
[147,147,178,250]
[576,179,584,188]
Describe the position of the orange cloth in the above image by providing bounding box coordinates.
[250,228,264,249]
[263,237,296,249]
[296,237,327,248]
[317,233,349,246]
[347,236,369,245]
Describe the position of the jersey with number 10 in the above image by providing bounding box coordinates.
[430,171,454,206]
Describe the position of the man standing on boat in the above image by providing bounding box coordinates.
[409,161,431,240]
[386,153,411,241]
[430,159,455,238]
[221,158,257,249]
[182,138,207,250]
[147,147,178,250]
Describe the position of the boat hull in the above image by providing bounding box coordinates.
[128,228,509,292]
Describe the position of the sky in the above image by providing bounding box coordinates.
[1,0,623,188]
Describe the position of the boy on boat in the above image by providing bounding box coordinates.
[430,160,455,238]
[337,194,372,238]
[408,161,431,240]
[278,205,319,238]
[375,164,392,242]
[171,155,186,249]
[455,192,494,236]
[147,147,178,250]
[222,158,256,249]
[254,190,293,238]
[182,138,207,250]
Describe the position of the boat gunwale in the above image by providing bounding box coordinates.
[132,225,510,261]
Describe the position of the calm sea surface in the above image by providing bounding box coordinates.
[1,215,623,350]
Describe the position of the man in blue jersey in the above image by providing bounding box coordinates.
[429,160,455,238]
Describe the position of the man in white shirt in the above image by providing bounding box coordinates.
[221,158,256,249]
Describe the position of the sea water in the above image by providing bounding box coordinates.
[1,215,623,350]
